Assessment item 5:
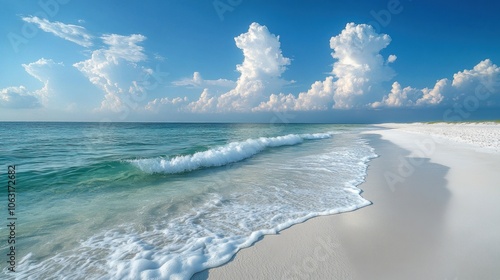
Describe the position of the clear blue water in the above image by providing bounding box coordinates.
[0,122,376,279]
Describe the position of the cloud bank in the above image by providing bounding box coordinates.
[173,22,498,113]
[374,59,500,108]
[155,22,481,114]
[4,19,499,117]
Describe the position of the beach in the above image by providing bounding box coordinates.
[3,122,499,279]
[193,123,500,280]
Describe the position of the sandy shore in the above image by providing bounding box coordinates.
[192,125,500,280]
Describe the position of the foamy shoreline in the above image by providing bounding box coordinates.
[193,123,500,280]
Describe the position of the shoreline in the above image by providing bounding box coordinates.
[192,125,500,279]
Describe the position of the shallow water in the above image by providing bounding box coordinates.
[0,122,376,279]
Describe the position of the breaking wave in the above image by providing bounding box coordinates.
[129,133,332,174]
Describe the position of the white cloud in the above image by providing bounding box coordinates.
[153,22,398,113]
[0,86,41,108]
[450,59,500,106]
[252,92,297,112]
[74,34,151,112]
[387,54,397,63]
[19,58,99,112]
[372,81,418,108]
[22,16,93,47]
[215,22,291,112]
[23,57,63,77]
[417,78,447,106]
[452,59,500,93]
[374,59,500,108]
[371,80,447,108]
[0,58,65,109]
[149,22,291,113]
[146,22,500,115]
[330,23,395,108]
[255,77,336,111]
[100,34,147,62]
[145,96,188,112]
[186,89,217,112]
[173,72,235,88]
[22,58,67,105]
[295,77,336,110]
[234,22,290,79]
[256,22,395,111]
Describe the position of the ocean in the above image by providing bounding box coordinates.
[0,122,377,279]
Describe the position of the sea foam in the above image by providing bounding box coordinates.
[129,133,332,174]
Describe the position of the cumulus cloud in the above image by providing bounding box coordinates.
[149,22,292,113]
[372,82,418,108]
[256,24,498,111]
[374,59,500,108]
[21,58,64,106]
[22,16,93,47]
[215,22,291,112]
[10,19,156,113]
[371,79,447,108]
[445,59,500,106]
[452,59,500,94]
[145,96,188,112]
[0,86,41,108]
[0,58,65,109]
[187,89,217,112]
[23,58,102,111]
[74,34,151,112]
[23,58,64,82]
[1,57,101,111]
[147,22,500,115]
[330,23,395,108]
[255,77,336,111]
[173,72,235,88]
[417,78,447,106]
[252,92,297,111]
[256,22,396,111]
[172,22,401,113]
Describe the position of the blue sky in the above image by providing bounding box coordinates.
[1,0,499,122]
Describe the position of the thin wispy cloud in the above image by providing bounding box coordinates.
[172,72,235,88]
[22,16,93,47]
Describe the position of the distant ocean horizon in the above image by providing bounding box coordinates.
[1,122,377,279]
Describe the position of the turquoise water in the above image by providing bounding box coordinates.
[0,122,376,279]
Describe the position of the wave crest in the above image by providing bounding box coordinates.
[129,133,331,174]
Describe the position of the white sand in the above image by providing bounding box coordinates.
[383,122,500,153]
[192,123,500,280]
